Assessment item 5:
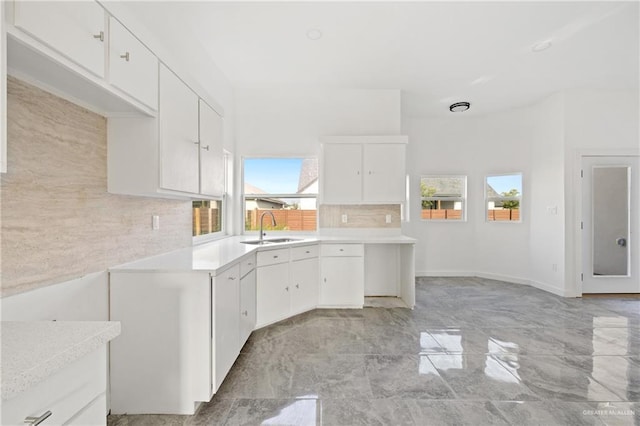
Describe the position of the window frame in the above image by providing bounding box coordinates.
[484,172,523,223]
[192,151,231,244]
[242,156,318,235]
[420,175,467,222]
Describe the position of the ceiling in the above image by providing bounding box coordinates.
[117,1,639,117]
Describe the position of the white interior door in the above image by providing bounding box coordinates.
[582,155,639,293]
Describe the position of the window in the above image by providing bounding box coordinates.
[193,200,223,236]
[420,176,466,221]
[243,157,318,232]
[485,173,522,222]
[193,152,230,240]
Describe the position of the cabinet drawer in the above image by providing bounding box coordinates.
[218,264,240,283]
[240,255,256,278]
[257,248,290,267]
[291,244,319,261]
[320,244,364,257]
[2,347,106,426]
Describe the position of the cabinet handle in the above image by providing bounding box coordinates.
[242,310,248,316]
[247,262,253,266]
[285,286,289,291]
[356,171,360,175]
[296,284,300,289]
[305,250,310,254]
[324,278,327,283]
[93,31,104,42]
[120,52,130,62]
[228,276,236,281]
[273,255,278,259]
[339,248,344,252]
[25,411,52,425]
[201,145,210,151]
[369,171,372,175]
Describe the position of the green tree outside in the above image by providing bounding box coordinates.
[501,189,520,209]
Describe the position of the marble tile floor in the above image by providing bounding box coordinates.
[108,277,640,426]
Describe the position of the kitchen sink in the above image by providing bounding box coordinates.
[241,238,303,245]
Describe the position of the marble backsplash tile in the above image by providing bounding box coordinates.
[319,204,401,229]
[1,77,192,297]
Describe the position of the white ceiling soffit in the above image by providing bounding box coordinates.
[118,1,639,117]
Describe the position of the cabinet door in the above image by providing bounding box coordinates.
[14,0,105,77]
[239,269,256,347]
[108,17,158,110]
[213,266,240,391]
[320,257,364,307]
[290,258,318,315]
[256,263,290,327]
[322,143,362,203]
[199,100,224,197]
[159,65,199,194]
[362,144,406,202]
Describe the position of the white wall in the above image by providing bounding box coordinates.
[563,89,640,296]
[528,93,566,295]
[234,88,401,157]
[402,108,532,282]
[233,88,401,234]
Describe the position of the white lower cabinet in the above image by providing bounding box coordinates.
[2,347,107,426]
[256,250,290,327]
[239,255,257,347]
[256,245,319,328]
[290,250,319,315]
[319,244,365,307]
[212,265,240,392]
[109,255,256,415]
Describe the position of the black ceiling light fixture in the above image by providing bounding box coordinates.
[449,102,470,112]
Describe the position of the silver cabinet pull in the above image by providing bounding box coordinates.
[201,145,210,151]
[228,276,236,281]
[25,411,52,425]
[120,52,130,62]
[305,250,310,254]
[616,237,627,247]
[339,248,344,252]
[247,262,253,266]
[285,286,289,291]
[242,310,248,316]
[273,255,278,259]
[93,31,104,42]
[296,284,300,289]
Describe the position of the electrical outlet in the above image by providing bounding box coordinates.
[152,215,160,230]
[385,214,392,223]
[341,214,348,223]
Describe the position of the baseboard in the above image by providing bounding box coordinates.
[475,272,530,286]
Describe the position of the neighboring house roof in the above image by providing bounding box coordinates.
[297,159,318,193]
[486,184,501,198]
[244,183,286,206]
[423,177,464,197]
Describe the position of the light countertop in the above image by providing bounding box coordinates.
[1,321,121,400]
[110,233,415,274]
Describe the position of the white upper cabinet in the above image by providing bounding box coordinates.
[199,100,224,197]
[108,17,158,110]
[362,143,406,202]
[321,136,408,204]
[13,0,105,78]
[322,143,362,203]
[159,64,200,194]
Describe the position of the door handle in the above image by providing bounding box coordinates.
[616,237,627,247]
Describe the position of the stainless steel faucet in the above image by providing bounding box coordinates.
[259,211,277,242]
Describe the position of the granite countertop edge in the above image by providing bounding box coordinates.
[1,321,121,400]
